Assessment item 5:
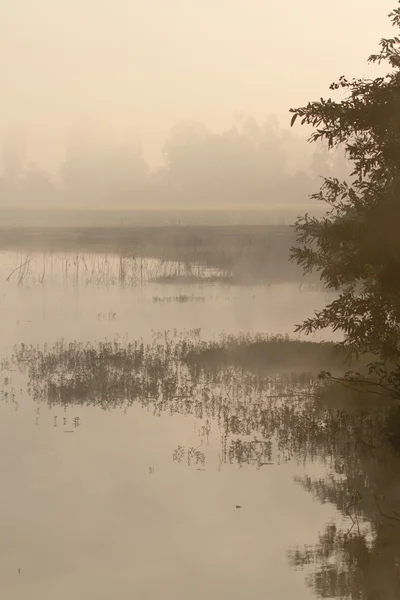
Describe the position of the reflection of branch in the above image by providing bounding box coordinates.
[374,498,400,523]
[355,439,376,452]
[344,521,355,539]
[326,374,396,399]
[266,393,312,399]
[345,502,360,535]
[217,454,223,472]
[190,441,203,452]
[6,257,32,282]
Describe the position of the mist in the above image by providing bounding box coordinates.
[0,0,393,213]
[0,117,351,211]
[2,3,400,598]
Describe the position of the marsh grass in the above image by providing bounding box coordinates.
[0,225,321,285]
[0,252,230,287]
[4,321,400,590]
[182,333,375,376]
[3,331,391,467]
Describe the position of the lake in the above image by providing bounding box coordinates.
[0,247,399,600]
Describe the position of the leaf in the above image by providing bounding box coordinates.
[290,113,298,127]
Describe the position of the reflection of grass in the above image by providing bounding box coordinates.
[6,332,392,460]
[1,252,232,288]
[152,295,206,303]
[0,224,317,285]
[5,327,398,598]
[183,334,372,375]
[5,330,396,466]
[316,379,395,412]
[150,274,233,285]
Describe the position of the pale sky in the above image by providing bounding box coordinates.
[0,0,395,171]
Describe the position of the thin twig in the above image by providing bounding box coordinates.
[345,502,360,534]
[329,373,396,394]
[374,498,400,523]
[355,439,376,452]
[6,258,32,282]
[327,375,396,399]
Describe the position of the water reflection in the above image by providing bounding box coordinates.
[4,333,319,468]
[0,225,311,286]
[0,251,228,287]
[2,331,400,598]
[288,427,400,599]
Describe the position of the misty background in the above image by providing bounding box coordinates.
[0,117,352,210]
[0,0,394,211]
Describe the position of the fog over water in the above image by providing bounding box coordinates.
[0,0,393,210]
[1,2,400,599]
[1,246,398,600]
[0,251,339,600]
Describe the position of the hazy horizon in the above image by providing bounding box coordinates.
[1,0,394,172]
[0,0,395,211]
[1,4,400,598]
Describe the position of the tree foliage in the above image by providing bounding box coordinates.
[289,4,400,396]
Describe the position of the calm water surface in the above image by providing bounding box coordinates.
[0,251,398,600]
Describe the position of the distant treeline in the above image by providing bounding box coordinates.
[0,117,350,209]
